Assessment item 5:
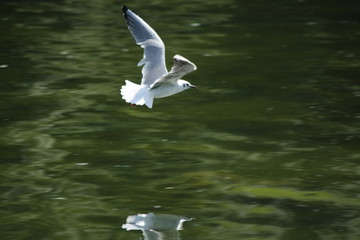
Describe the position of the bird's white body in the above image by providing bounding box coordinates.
[121,79,194,109]
[120,6,197,108]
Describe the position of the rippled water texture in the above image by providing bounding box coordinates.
[1,0,359,239]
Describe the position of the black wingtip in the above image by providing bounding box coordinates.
[121,5,128,13]
[121,5,128,20]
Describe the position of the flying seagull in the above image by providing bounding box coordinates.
[120,5,197,108]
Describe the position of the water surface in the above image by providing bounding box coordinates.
[1,0,359,239]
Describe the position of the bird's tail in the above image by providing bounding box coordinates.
[120,80,154,108]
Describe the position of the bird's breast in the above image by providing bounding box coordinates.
[150,84,183,98]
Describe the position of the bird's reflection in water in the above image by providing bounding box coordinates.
[122,213,192,240]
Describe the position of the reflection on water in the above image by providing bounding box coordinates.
[1,0,360,240]
[122,213,191,240]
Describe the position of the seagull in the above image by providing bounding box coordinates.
[120,5,197,108]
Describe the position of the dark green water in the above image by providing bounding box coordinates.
[1,0,359,239]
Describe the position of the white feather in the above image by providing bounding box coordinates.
[120,6,197,108]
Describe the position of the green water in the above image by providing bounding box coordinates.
[1,0,359,239]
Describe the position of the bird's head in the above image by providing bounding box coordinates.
[178,80,197,90]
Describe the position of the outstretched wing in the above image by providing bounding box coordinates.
[150,55,197,89]
[122,5,168,85]
[169,54,197,78]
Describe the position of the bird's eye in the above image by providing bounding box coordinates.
[184,83,189,88]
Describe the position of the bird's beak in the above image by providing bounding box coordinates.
[190,85,197,89]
